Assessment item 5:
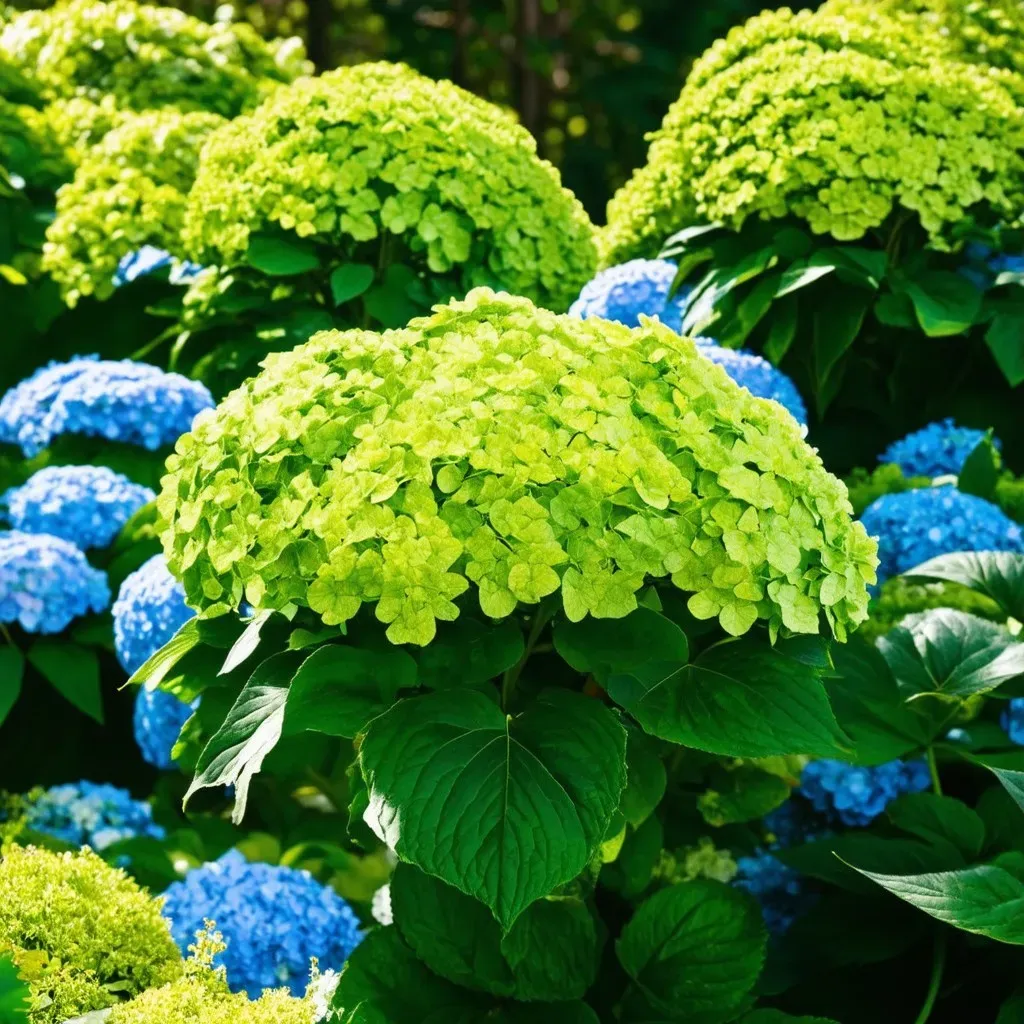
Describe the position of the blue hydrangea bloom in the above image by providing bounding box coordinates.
[961,243,1024,289]
[1001,699,1024,745]
[0,530,109,633]
[161,850,365,996]
[860,486,1024,585]
[569,259,690,332]
[113,554,193,675]
[133,688,197,770]
[880,419,997,479]
[799,758,931,827]
[23,781,165,851]
[695,340,808,425]
[113,246,204,288]
[762,800,827,849]
[3,465,154,551]
[733,852,808,935]
[0,356,214,458]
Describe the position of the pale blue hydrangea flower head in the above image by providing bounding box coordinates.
[569,259,690,331]
[133,688,197,770]
[799,758,930,827]
[695,340,808,426]
[3,465,154,550]
[113,246,204,288]
[23,780,165,850]
[161,850,365,997]
[0,530,109,633]
[0,356,214,457]
[880,419,996,479]
[860,485,1024,584]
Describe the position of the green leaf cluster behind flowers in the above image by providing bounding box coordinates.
[158,288,876,647]
[601,6,1024,264]
[0,0,309,118]
[42,109,224,305]
[0,845,183,1024]
[182,61,598,314]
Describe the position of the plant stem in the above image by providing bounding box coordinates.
[926,745,943,797]
[913,932,947,1024]
[501,599,555,712]
[0,623,17,650]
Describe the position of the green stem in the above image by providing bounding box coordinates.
[926,745,943,797]
[501,600,555,712]
[912,932,947,1024]
[0,623,17,651]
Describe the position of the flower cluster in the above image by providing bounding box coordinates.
[0,530,109,633]
[159,289,876,646]
[733,852,808,936]
[43,110,224,305]
[799,758,931,826]
[161,850,364,997]
[569,259,689,331]
[23,781,165,850]
[113,245,203,288]
[133,688,196,770]
[3,465,154,550]
[602,7,1024,263]
[0,0,308,117]
[880,419,995,479]
[0,844,183,1024]
[183,62,597,313]
[696,341,808,426]
[1002,698,1024,744]
[860,485,1024,584]
[0,356,214,458]
[0,90,71,194]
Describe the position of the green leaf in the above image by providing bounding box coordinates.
[905,552,1024,622]
[812,289,869,412]
[185,652,303,823]
[991,767,1024,816]
[602,814,664,900]
[741,1014,839,1024]
[762,296,798,364]
[877,609,1024,699]
[986,313,1024,386]
[616,881,766,1023]
[330,263,375,306]
[284,644,416,738]
[359,688,627,930]
[816,246,886,288]
[607,636,848,758]
[997,992,1024,1024]
[127,614,240,689]
[553,607,688,683]
[330,928,598,1024]
[0,647,24,728]
[958,431,1002,499]
[775,262,835,298]
[245,233,320,276]
[28,642,102,724]
[391,864,599,1001]
[717,274,780,348]
[698,765,790,827]
[887,793,985,861]
[0,955,30,1023]
[219,609,273,676]
[620,727,667,827]
[851,861,1024,943]
[416,618,524,690]
[681,248,778,336]
[874,292,917,329]
[901,270,982,336]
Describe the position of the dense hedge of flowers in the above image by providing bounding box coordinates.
[159,288,876,644]
[182,62,598,313]
[602,6,1024,262]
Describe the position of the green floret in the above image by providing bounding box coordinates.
[158,288,876,647]
[0,845,183,1024]
[182,61,597,313]
[0,0,308,117]
[43,109,224,305]
[601,6,1024,264]
[109,979,317,1024]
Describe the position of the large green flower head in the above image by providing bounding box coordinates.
[0,0,308,117]
[601,6,1024,263]
[182,62,598,313]
[0,845,183,1023]
[825,0,1024,74]
[43,109,224,305]
[0,56,69,193]
[158,289,876,646]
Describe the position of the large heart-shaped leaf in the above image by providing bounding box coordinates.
[902,270,982,336]
[905,552,1024,622]
[607,637,847,758]
[360,688,627,929]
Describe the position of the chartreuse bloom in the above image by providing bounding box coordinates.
[182,62,597,313]
[43,110,223,304]
[601,6,1024,263]
[159,289,876,645]
[0,0,308,116]
[0,845,183,1023]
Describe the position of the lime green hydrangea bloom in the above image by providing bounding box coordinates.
[0,0,308,117]
[43,109,224,305]
[182,61,597,313]
[0,845,183,1024]
[158,289,876,647]
[0,58,70,193]
[38,96,123,160]
[601,6,1024,263]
